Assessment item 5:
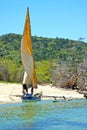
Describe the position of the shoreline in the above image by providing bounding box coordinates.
[0,83,84,104]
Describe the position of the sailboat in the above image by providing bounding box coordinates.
[21,8,41,101]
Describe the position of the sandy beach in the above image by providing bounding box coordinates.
[0,83,84,104]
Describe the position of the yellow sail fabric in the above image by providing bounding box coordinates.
[21,8,37,88]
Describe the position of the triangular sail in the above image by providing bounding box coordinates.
[21,8,37,88]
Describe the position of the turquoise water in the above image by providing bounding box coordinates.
[0,99,87,130]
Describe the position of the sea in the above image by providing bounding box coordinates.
[0,99,87,130]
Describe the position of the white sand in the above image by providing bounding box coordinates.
[0,83,84,104]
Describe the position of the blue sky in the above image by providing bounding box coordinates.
[0,0,87,42]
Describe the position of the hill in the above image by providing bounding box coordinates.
[0,33,87,63]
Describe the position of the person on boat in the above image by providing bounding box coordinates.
[27,83,34,95]
[22,83,34,95]
[22,84,28,95]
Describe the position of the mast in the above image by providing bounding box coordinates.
[21,7,37,88]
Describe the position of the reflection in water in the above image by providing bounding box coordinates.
[0,99,87,130]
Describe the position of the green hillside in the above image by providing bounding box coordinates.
[0,33,87,63]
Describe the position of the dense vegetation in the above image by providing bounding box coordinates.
[0,33,87,91]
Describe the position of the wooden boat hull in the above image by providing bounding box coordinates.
[22,94,41,102]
